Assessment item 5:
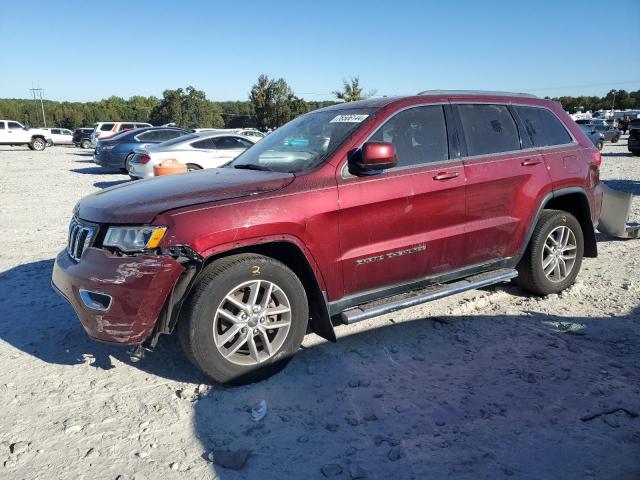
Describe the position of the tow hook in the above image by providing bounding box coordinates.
[128,345,147,363]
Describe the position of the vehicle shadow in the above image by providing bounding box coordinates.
[602,151,633,157]
[93,180,131,189]
[193,307,640,480]
[71,167,123,175]
[602,179,640,195]
[0,259,204,383]
[2,261,639,479]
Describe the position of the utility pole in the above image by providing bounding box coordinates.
[29,87,46,127]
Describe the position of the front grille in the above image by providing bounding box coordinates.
[67,218,96,261]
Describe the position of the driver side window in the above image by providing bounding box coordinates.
[370,106,449,168]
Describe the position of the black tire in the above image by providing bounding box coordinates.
[30,137,46,151]
[27,143,35,151]
[179,253,308,385]
[596,140,603,151]
[612,136,619,143]
[631,150,640,157]
[186,163,202,172]
[81,139,91,149]
[516,209,584,296]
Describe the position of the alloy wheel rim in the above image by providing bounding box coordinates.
[213,280,291,366]
[542,225,577,283]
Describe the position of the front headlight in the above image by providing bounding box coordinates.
[103,226,167,253]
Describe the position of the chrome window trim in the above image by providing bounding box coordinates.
[340,101,579,178]
[340,102,451,179]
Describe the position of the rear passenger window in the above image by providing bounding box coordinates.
[370,105,448,168]
[514,106,572,147]
[456,104,520,156]
[100,123,115,131]
[191,138,216,149]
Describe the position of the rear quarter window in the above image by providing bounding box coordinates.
[456,104,520,156]
[514,106,573,147]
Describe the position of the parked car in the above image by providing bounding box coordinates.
[629,119,640,156]
[41,128,74,146]
[0,120,52,150]
[73,128,94,149]
[575,119,620,142]
[93,127,191,170]
[236,129,267,141]
[577,124,604,150]
[52,91,603,385]
[128,132,257,179]
[90,121,152,146]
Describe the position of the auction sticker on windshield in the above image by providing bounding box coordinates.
[330,114,369,123]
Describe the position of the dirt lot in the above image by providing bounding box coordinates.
[0,141,639,480]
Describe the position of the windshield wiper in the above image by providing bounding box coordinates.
[233,164,272,171]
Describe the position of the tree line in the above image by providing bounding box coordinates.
[0,75,341,130]
[2,76,635,129]
[548,89,640,113]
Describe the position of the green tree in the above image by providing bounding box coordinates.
[333,77,375,102]
[249,75,307,128]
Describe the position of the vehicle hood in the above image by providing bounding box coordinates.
[77,168,294,224]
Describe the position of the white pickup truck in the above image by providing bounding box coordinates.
[0,120,52,151]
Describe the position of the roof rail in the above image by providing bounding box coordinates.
[417,90,538,98]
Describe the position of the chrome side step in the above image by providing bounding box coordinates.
[340,268,518,325]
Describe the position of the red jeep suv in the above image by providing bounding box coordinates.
[52,91,603,384]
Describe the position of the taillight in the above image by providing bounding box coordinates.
[592,149,601,168]
[138,154,151,164]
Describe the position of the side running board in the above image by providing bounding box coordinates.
[341,268,518,325]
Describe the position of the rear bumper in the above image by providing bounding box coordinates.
[128,162,154,179]
[52,248,185,345]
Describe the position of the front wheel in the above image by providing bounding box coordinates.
[596,140,603,151]
[179,253,308,385]
[516,210,584,296]
[612,136,619,143]
[81,139,91,149]
[186,163,202,172]
[30,138,46,151]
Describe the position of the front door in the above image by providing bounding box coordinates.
[337,105,467,296]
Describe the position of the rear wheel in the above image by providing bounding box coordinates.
[612,136,619,143]
[179,254,308,385]
[81,139,91,149]
[596,140,603,151]
[516,210,584,296]
[30,137,46,151]
[186,163,202,172]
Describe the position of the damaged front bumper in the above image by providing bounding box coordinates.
[52,247,185,345]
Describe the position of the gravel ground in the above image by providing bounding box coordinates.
[0,140,639,480]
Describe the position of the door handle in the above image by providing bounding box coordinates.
[433,171,459,181]
[521,159,542,166]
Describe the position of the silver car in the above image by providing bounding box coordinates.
[127,131,257,179]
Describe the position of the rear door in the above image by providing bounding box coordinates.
[337,104,467,295]
[456,103,552,265]
[512,104,584,193]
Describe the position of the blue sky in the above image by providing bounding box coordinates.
[1,0,639,102]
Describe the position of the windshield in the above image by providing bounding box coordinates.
[228,108,376,173]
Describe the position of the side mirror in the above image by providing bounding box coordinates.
[348,142,397,175]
